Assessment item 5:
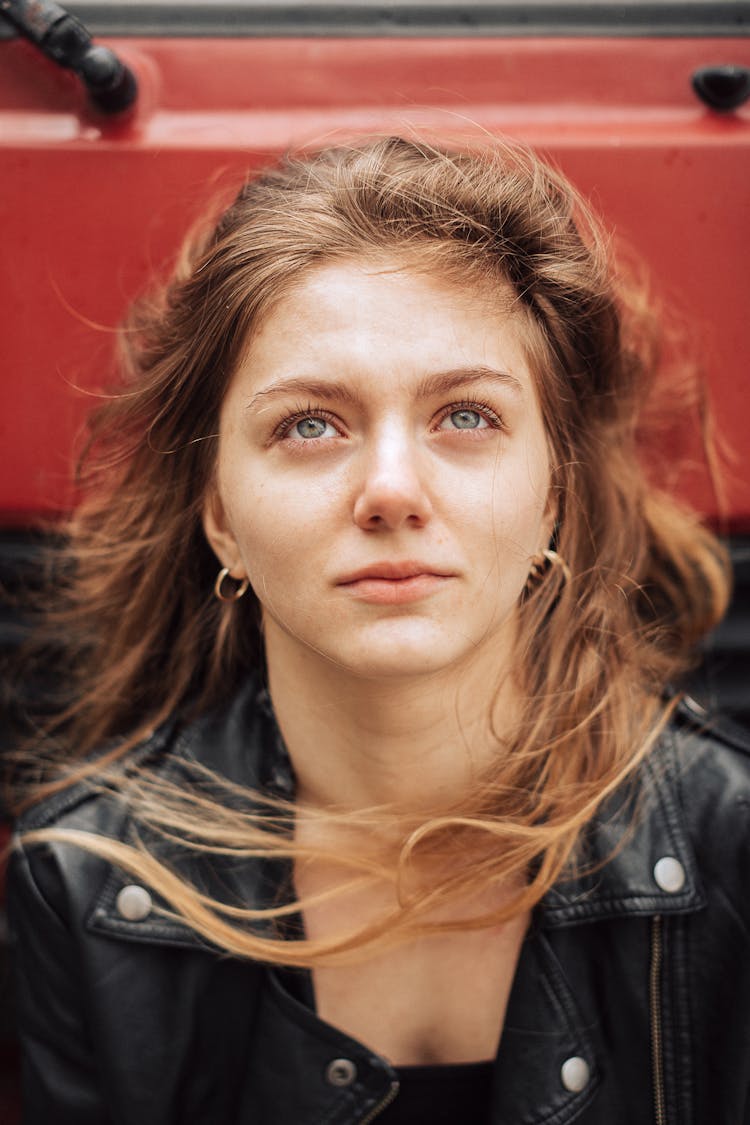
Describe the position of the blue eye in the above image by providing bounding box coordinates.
[294,416,331,439]
[274,405,343,444]
[440,408,487,431]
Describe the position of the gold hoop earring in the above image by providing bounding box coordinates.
[526,548,571,590]
[214,567,249,602]
[542,548,571,583]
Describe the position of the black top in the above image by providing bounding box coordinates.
[379,1060,493,1124]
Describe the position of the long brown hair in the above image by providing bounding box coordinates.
[13,137,729,964]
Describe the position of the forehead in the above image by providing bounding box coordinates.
[235,257,536,398]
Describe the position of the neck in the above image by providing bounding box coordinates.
[264,628,517,814]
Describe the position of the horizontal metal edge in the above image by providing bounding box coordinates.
[1,3,749,41]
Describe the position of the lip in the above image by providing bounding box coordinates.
[337,561,455,584]
[336,562,456,605]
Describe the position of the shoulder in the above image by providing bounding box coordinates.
[14,674,278,836]
[663,696,750,921]
[13,718,173,848]
[8,723,171,935]
[9,677,282,929]
[666,694,750,800]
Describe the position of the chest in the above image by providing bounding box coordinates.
[308,912,530,1066]
[293,842,531,1067]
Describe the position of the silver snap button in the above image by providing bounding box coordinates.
[682,694,706,717]
[653,856,686,894]
[325,1058,357,1088]
[561,1055,590,1093]
[116,884,153,921]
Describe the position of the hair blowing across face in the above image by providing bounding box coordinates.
[13,137,730,964]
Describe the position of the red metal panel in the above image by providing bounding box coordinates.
[1,35,748,525]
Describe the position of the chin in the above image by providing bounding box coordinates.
[325,624,479,681]
[344,653,458,681]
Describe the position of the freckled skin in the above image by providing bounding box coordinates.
[203,260,554,684]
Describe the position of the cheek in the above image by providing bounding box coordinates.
[216,454,269,563]
[482,451,551,549]
[219,461,324,575]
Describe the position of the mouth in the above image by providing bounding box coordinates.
[338,561,454,584]
[336,562,455,605]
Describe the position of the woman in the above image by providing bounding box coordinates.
[8,137,750,1124]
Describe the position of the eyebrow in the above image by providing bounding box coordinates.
[246,366,523,412]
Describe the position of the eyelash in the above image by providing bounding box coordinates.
[272,398,505,444]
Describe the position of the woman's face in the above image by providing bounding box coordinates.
[204,259,554,682]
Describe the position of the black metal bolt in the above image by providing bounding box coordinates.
[692,65,750,113]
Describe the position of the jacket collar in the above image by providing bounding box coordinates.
[539,723,705,926]
[88,683,705,949]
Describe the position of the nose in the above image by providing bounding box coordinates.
[352,427,433,531]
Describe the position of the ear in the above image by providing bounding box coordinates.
[202,487,246,578]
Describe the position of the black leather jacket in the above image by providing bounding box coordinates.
[8,684,750,1125]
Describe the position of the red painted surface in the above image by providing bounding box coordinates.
[1,35,749,526]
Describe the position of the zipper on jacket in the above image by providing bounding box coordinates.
[359,1080,400,1124]
[649,915,666,1125]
